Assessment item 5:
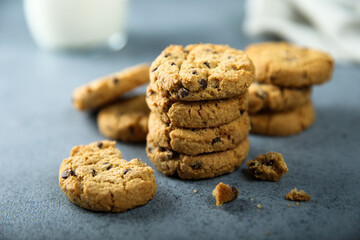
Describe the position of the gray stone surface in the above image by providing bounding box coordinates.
[1,0,360,239]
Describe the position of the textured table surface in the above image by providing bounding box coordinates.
[1,0,360,239]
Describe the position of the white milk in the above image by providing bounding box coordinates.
[24,0,128,51]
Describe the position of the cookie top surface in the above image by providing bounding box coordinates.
[248,83,311,114]
[97,95,149,142]
[59,140,157,212]
[150,44,254,101]
[246,42,334,87]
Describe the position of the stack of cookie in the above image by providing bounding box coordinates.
[246,42,334,136]
[146,44,255,179]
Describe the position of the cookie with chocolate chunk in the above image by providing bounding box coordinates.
[247,151,288,181]
[148,112,250,156]
[146,83,248,128]
[97,95,149,142]
[150,44,254,101]
[250,101,316,136]
[248,82,311,114]
[246,42,334,87]
[73,64,150,111]
[146,135,249,180]
[59,140,157,212]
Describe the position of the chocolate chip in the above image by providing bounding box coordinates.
[166,150,179,160]
[198,79,207,89]
[170,62,176,66]
[106,165,113,170]
[249,162,256,167]
[179,88,190,98]
[211,137,221,145]
[147,90,155,96]
[184,50,189,54]
[265,160,274,166]
[240,110,245,115]
[103,162,109,165]
[61,169,74,179]
[97,142,103,148]
[204,62,210,68]
[202,121,207,125]
[256,89,267,99]
[228,56,232,59]
[152,67,158,72]
[159,146,166,152]
[91,169,96,177]
[113,78,119,85]
[147,146,153,153]
[192,70,198,75]
[230,186,239,199]
[164,53,170,58]
[270,75,276,81]
[191,162,202,170]
[123,168,132,175]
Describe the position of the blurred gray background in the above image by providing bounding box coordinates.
[1,0,360,240]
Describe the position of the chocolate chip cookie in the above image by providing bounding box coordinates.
[248,82,311,114]
[59,140,157,212]
[148,112,250,155]
[146,83,248,128]
[146,136,250,180]
[150,44,254,101]
[73,63,150,111]
[97,94,149,142]
[250,101,316,136]
[246,42,334,87]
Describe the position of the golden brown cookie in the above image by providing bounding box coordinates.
[97,95,149,142]
[59,140,157,212]
[247,151,288,181]
[148,112,250,156]
[246,42,334,87]
[248,83,311,114]
[146,84,248,128]
[73,64,150,111]
[146,136,250,180]
[286,188,311,201]
[150,44,254,101]
[212,182,239,206]
[250,101,316,136]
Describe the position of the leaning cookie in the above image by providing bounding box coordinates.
[250,101,315,136]
[146,84,248,128]
[246,42,334,87]
[73,64,150,111]
[146,135,249,180]
[97,95,149,142]
[150,44,254,101]
[248,82,311,114]
[59,140,157,212]
[148,112,250,156]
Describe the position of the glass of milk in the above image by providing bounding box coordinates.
[24,0,128,52]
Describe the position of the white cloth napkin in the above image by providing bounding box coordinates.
[243,0,360,64]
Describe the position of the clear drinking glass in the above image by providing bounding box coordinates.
[24,0,128,52]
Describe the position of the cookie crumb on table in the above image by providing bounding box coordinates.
[257,204,262,209]
[193,189,198,193]
[286,188,311,201]
[296,202,300,207]
[212,182,239,206]
[247,151,288,181]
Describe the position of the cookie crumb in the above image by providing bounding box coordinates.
[193,189,198,193]
[212,182,239,206]
[247,151,288,181]
[296,202,300,207]
[286,188,311,201]
[250,198,254,201]
[287,204,290,207]
[257,204,262,209]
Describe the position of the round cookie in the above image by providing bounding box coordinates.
[146,136,250,180]
[250,101,316,136]
[59,140,157,212]
[245,42,334,87]
[150,44,254,101]
[148,112,250,156]
[97,95,150,142]
[146,84,248,128]
[73,64,150,111]
[248,82,312,114]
